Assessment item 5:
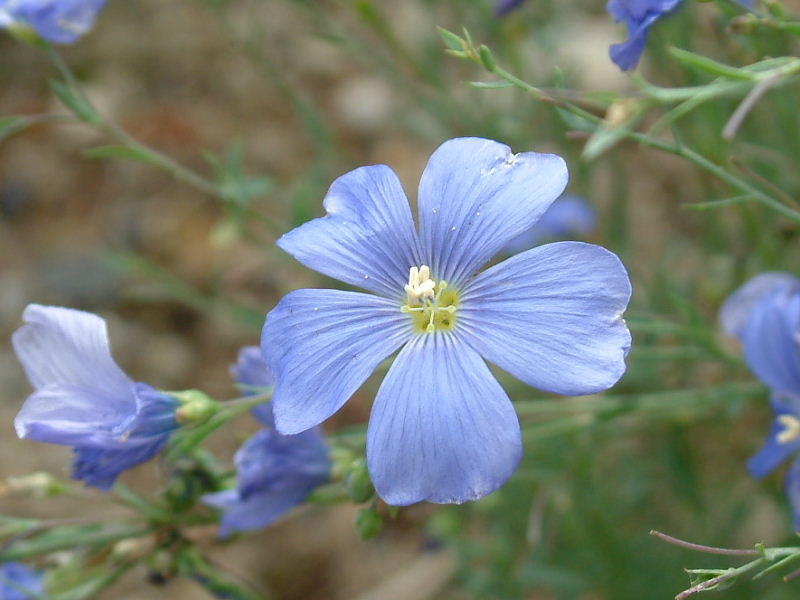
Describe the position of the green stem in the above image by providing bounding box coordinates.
[44,46,224,201]
[0,522,151,562]
[484,61,800,223]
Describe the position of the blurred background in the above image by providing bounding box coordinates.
[2,0,800,598]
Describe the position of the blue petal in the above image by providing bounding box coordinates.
[14,0,107,44]
[741,289,800,397]
[203,487,313,537]
[262,289,412,434]
[71,384,179,490]
[277,165,421,299]
[720,272,800,340]
[12,304,133,398]
[417,138,568,288]
[459,242,631,396]
[230,345,275,426]
[607,0,682,71]
[786,457,800,531]
[72,436,168,490]
[504,195,596,253]
[231,346,274,390]
[747,396,800,479]
[15,383,131,446]
[0,562,44,600]
[367,334,521,505]
[235,428,330,500]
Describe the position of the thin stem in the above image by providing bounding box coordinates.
[677,559,767,600]
[485,62,800,223]
[650,530,761,556]
[44,46,225,201]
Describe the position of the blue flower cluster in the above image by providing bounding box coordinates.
[721,273,800,528]
[12,304,180,489]
[0,0,107,44]
[263,137,632,506]
[202,347,331,537]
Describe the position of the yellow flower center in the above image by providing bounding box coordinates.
[401,265,459,334]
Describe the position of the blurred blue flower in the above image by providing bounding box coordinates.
[202,354,330,537]
[262,137,632,506]
[0,0,107,44]
[230,345,274,426]
[607,0,682,71]
[721,273,800,528]
[0,562,44,600]
[504,194,596,253]
[495,0,527,16]
[12,304,180,490]
[608,0,755,71]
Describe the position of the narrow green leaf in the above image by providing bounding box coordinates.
[83,144,160,165]
[0,116,32,143]
[670,48,756,81]
[469,80,514,89]
[49,80,98,124]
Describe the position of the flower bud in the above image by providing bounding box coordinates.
[173,390,220,425]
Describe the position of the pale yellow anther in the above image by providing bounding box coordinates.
[405,264,437,304]
[777,415,800,444]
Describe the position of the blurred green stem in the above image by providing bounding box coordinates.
[44,46,225,201]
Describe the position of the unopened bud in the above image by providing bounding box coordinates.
[344,459,375,504]
[172,390,219,425]
[355,506,383,540]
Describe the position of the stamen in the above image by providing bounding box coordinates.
[405,264,437,304]
[401,265,459,333]
[777,414,800,444]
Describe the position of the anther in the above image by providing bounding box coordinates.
[777,414,800,444]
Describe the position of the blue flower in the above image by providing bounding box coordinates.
[504,195,596,254]
[203,351,330,537]
[607,0,682,71]
[262,137,632,506]
[0,562,44,600]
[230,345,275,426]
[0,0,107,44]
[607,0,756,71]
[721,273,800,528]
[12,304,180,490]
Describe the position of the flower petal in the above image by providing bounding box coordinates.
[747,396,800,479]
[230,346,275,426]
[607,0,681,71]
[417,138,568,288]
[202,487,312,538]
[15,384,129,447]
[720,272,800,340]
[277,165,421,298]
[12,304,133,398]
[262,289,412,434]
[741,289,800,396]
[235,428,330,499]
[367,334,521,505]
[15,0,108,44]
[72,436,171,490]
[459,242,631,396]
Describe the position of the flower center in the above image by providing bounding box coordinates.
[777,414,800,444]
[401,265,459,333]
